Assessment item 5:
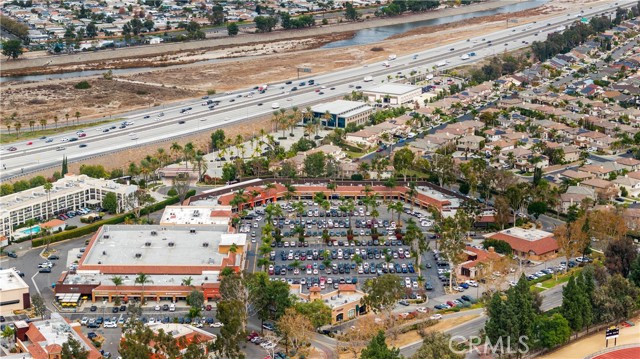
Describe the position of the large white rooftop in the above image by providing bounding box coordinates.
[500,227,553,241]
[363,83,421,95]
[311,100,372,116]
[83,225,244,268]
[27,313,95,353]
[0,268,29,292]
[160,205,232,226]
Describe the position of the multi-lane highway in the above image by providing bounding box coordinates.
[0,2,630,181]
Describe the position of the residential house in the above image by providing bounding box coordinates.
[612,175,640,197]
[560,186,596,213]
[457,135,485,152]
[615,157,640,172]
[580,178,618,201]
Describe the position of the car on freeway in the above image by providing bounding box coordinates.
[143,115,150,119]
[45,138,53,143]
[26,141,33,145]
[78,133,87,137]
[7,147,17,151]
[257,103,263,106]
[79,144,87,148]
[178,121,186,124]
[102,129,110,133]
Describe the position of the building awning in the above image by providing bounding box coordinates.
[85,199,101,205]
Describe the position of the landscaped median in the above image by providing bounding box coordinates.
[30,190,195,248]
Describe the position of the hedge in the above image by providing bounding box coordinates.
[31,190,195,247]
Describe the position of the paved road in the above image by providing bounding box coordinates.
[2,2,628,181]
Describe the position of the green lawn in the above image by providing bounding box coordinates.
[1,119,123,144]
[534,267,582,290]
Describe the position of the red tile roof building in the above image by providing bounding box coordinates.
[486,227,559,261]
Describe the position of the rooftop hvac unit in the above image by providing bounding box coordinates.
[145,242,151,247]
[202,243,209,247]
[168,242,175,247]
[103,235,110,239]
[135,253,142,258]
[190,228,196,234]
[151,231,157,236]
[102,251,107,255]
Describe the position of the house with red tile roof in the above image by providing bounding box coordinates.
[458,246,503,279]
[293,283,367,324]
[485,227,559,261]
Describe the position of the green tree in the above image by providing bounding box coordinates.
[211,129,226,151]
[360,274,404,320]
[1,39,23,59]
[604,238,637,277]
[85,22,98,38]
[360,331,401,359]
[214,299,245,359]
[393,147,415,181]
[410,332,463,359]
[31,294,46,319]
[304,151,326,177]
[294,300,332,328]
[61,334,89,359]
[227,22,239,36]
[102,192,118,214]
[186,289,204,318]
[630,255,640,287]
[592,274,640,324]
[533,313,571,349]
[344,2,359,21]
[222,162,237,182]
[561,276,591,333]
[254,15,277,32]
[527,201,547,219]
[134,273,153,305]
[61,155,68,176]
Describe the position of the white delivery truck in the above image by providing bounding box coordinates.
[363,76,373,82]
[388,54,397,61]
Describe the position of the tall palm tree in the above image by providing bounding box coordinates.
[181,276,193,287]
[271,111,280,133]
[170,142,182,163]
[135,273,153,305]
[39,118,47,130]
[28,120,35,132]
[183,142,195,169]
[14,122,21,137]
[53,115,59,129]
[111,276,123,298]
[74,111,81,125]
[65,113,70,127]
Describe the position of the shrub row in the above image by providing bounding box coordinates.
[31,190,195,248]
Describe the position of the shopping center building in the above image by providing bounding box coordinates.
[54,206,245,303]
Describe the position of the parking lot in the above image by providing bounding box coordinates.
[243,199,448,300]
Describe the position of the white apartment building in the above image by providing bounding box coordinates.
[0,174,137,239]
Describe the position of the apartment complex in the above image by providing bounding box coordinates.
[0,174,137,239]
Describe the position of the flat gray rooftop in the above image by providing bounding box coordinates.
[85,225,230,267]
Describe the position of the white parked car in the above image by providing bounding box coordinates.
[416,307,428,313]
[430,314,442,320]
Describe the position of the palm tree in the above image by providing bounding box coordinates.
[406,182,418,212]
[14,122,21,137]
[182,276,194,287]
[271,111,280,133]
[74,111,81,124]
[111,276,123,299]
[53,115,59,129]
[39,118,47,130]
[183,142,195,169]
[28,120,35,132]
[65,113,69,126]
[170,142,182,163]
[135,273,153,305]
[327,182,337,200]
